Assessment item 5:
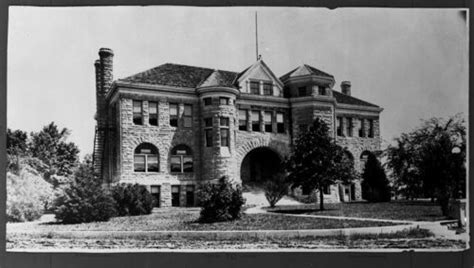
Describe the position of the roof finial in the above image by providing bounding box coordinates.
[258,54,262,60]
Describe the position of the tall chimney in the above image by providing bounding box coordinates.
[341,81,351,96]
[95,48,114,128]
[93,48,114,177]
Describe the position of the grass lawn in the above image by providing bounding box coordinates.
[7,208,401,234]
[269,200,447,221]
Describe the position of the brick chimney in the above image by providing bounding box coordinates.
[341,81,351,96]
[93,48,114,177]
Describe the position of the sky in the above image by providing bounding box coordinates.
[7,7,468,158]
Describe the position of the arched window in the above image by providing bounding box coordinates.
[134,143,159,172]
[170,145,193,173]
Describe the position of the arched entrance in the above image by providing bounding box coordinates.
[240,147,281,186]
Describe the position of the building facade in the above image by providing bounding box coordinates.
[93,48,383,207]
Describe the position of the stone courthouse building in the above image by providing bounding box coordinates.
[93,48,383,207]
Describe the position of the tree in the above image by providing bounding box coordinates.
[385,135,422,200]
[385,114,466,216]
[111,183,155,216]
[263,172,290,208]
[30,122,80,186]
[53,155,116,224]
[6,129,29,174]
[286,118,358,210]
[361,153,391,202]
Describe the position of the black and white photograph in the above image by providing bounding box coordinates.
[5,6,468,251]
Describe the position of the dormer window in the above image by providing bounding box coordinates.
[250,81,260,95]
[263,82,273,96]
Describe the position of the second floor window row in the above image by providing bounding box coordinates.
[239,109,285,134]
[132,100,192,128]
[336,117,375,138]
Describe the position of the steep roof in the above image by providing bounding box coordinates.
[119,63,239,88]
[280,64,334,81]
[332,90,379,108]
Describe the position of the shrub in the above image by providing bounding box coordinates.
[7,169,53,222]
[361,153,391,202]
[197,177,245,223]
[111,183,155,216]
[263,173,290,208]
[53,160,116,224]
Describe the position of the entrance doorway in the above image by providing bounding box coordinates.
[240,147,281,187]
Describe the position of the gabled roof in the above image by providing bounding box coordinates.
[332,90,379,108]
[119,63,239,88]
[235,59,285,89]
[280,64,334,82]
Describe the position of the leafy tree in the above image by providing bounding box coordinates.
[263,172,290,208]
[286,118,358,210]
[30,122,80,186]
[6,129,29,174]
[361,153,391,202]
[385,135,422,200]
[385,114,466,216]
[53,155,116,224]
[197,177,245,223]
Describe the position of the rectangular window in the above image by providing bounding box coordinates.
[358,119,365,137]
[203,97,212,106]
[133,155,146,172]
[238,109,248,131]
[183,104,192,128]
[318,86,326,96]
[186,185,195,207]
[250,81,260,95]
[149,101,158,126]
[276,112,285,133]
[346,118,353,137]
[263,82,273,95]
[368,119,374,138]
[336,117,343,136]
[150,186,160,207]
[220,117,229,147]
[219,97,230,105]
[169,103,178,127]
[171,186,180,207]
[204,118,213,147]
[220,117,229,127]
[133,100,143,125]
[264,111,272,132]
[298,86,307,97]
[220,128,229,147]
[251,111,260,131]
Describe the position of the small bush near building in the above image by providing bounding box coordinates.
[263,173,290,208]
[197,177,245,223]
[7,169,53,222]
[53,160,116,224]
[111,183,155,216]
